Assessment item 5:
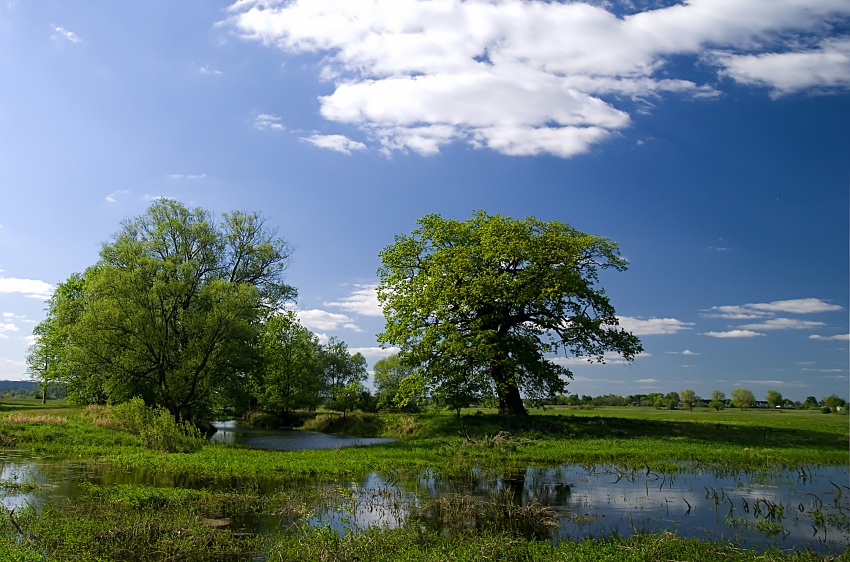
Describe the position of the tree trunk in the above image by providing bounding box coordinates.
[497,384,528,416]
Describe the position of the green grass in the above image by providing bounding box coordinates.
[0,404,847,561]
[0,406,845,481]
[266,526,847,562]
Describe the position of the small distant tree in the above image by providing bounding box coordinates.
[373,354,421,412]
[709,390,725,411]
[730,388,755,410]
[680,389,698,411]
[765,389,784,409]
[664,391,680,410]
[802,396,819,409]
[326,381,366,419]
[824,394,846,412]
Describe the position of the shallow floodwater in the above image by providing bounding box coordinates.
[1,444,847,555]
[208,420,397,450]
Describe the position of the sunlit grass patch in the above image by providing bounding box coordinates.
[1,413,68,424]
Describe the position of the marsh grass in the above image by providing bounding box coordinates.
[0,483,320,562]
[266,527,836,562]
[412,487,557,540]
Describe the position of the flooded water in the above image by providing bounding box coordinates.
[208,420,397,450]
[1,443,847,555]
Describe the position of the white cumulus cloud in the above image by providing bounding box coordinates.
[223,0,850,158]
[324,284,383,317]
[296,309,362,332]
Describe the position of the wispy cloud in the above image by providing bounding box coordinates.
[702,330,765,338]
[105,190,130,203]
[296,309,361,332]
[711,38,850,98]
[167,173,207,180]
[552,351,650,366]
[324,284,382,317]
[739,318,826,331]
[666,349,699,355]
[303,134,367,154]
[52,26,82,44]
[254,113,284,131]
[0,322,19,339]
[705,298,843,319]
[0,277,53,300]
[809,333,850,341]
[617,316,693,335]
[223,0,850,158]
[199,66,223,75]
[348,346,400,358]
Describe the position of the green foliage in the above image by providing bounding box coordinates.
[731,388,756,410]
[326,381,368,418]
[377,211,641,416]
[300,411,385,437]
[373,354,425,412]
[255,311,325,415]
[823,394,846,412]
[766,389,784,409]
[679,389,698,410]
[709,390,726,411]
[108,397,205,453]
[35,200,295,423]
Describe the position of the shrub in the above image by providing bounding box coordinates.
[108,397,204,453]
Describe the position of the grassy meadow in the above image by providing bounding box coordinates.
[0,399,846,561]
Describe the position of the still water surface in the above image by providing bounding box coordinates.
[1,425,847,555]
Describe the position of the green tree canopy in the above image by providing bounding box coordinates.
[765,389,783,409]
[377,211,642,416]
[730,388,756,411]
[372,353,423,412]
[255,311,324,415]
[32,200,295,423]
[709,390,726,411]
[321,337,367,398]
[680,389,698,411]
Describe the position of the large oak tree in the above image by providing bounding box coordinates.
[377,211,642,416]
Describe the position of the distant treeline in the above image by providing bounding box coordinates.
[0,380,66,400]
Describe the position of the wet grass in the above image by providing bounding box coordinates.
[265,527,843,562]
[0,404,846,560]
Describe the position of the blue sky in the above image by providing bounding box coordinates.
[1,0,847,402]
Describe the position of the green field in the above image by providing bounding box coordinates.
[0,401,846,561]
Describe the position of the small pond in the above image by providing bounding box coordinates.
[0,428,847,555]
[208,420,397,450]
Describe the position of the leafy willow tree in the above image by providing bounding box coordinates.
[26,275,85,404]
[709,390,726,411]
[321,337,368,398]
[31,200,295,423]
[730,388,756,411]
[765,389,783,409]
[377,211,642,416]
[372,353,424,412]
[680,389,698,411]
[255,311,324,415]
